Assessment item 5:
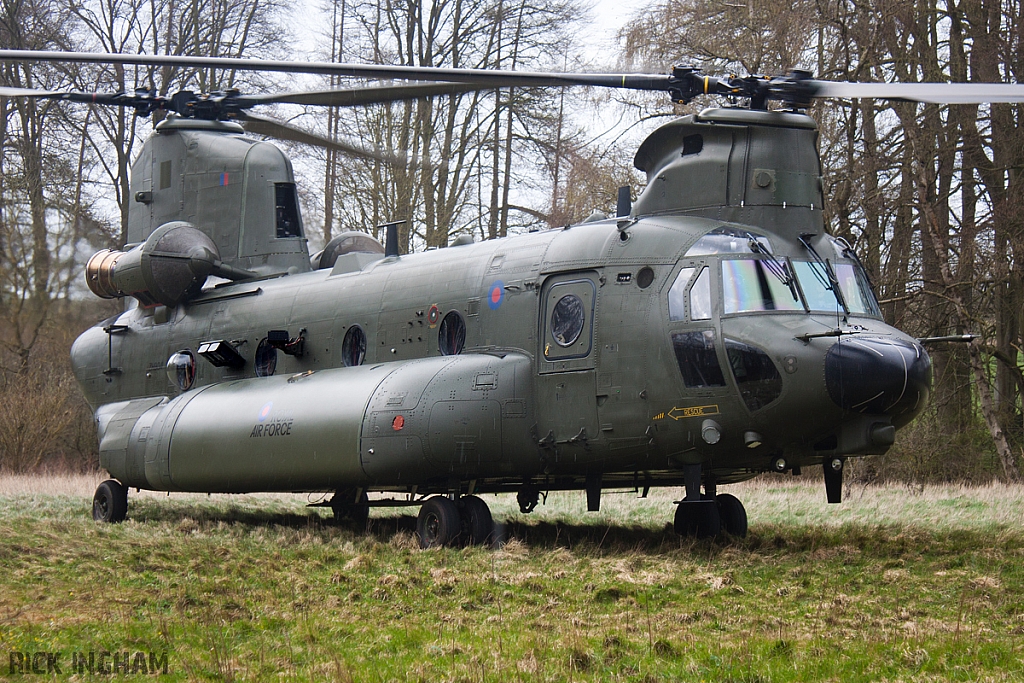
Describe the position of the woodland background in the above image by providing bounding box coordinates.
[0,0,1021,482]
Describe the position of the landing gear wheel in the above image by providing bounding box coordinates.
[331,490,370,530]
[673,500,721,539]
[459,495,495,547]
[417,496,461,548]
[92,479,128,523]
[715,493,748,538]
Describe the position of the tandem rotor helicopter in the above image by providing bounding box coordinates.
[3,49,1021,547]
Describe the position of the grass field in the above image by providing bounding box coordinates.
[1,474,1023,681]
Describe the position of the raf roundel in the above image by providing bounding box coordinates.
[488,281,504,310]
[258,402,273,423]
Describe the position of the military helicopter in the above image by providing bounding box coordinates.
[3,50,1019,547]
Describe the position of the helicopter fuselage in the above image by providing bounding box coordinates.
[69,106,931,520]
[70,211,928,496]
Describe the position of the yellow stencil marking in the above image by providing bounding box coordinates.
[667,404,720,420]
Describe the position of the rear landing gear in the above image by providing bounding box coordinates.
[416,495,496,548]
[459,495,496,546]
[92,479,128,523]
[417,496,461,548]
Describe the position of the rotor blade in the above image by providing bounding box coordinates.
[238,112,422,168]
[0,86,62,97]
[0,50,673,92]
[812,81,1024,104]
[238,81,487,108]
[0,86,150,106]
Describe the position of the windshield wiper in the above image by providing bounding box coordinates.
[798,233,848,313]
[746,233,799,302]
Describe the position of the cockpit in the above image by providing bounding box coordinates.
[668,227,881,321]
[665,226,884,413]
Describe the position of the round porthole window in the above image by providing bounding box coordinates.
[637,266,655,289]
[550,294,585,347]
[254,338,277,377]
[438,311,466,356]
[342,325,367,367]
[166,350,196,390]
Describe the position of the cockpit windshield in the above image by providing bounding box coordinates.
[722,259,802,314]
[833,262,881,316]
[668,226,883,320]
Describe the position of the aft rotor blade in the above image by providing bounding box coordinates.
[812,81,1024,104]
[239,112,423,167]
[0,50,673,92]
[237,81,485,108]
[0,85,154,106]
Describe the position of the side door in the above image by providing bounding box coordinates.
[535,272,600,464]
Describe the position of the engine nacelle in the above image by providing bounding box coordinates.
[85,222,255,307]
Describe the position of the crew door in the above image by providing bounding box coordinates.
[535,272,600,465]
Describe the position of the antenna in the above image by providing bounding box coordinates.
[380,220,407,257]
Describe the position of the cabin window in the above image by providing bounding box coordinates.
[274,183,302,238]
[342,325,367,366]
[725,339,782,411]
[254,338,277,377]
[722,259,802,314]
[550,294,586,347]
[438,311,466,356]
[671,330,725,388]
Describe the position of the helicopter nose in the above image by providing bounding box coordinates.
[824,337,932,423]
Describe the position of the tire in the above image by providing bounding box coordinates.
[92,480,128,523]
[331,490,370,530]
[673,500,721,539]
[716,493,748,538]
[459,495,495,547]
[417,496,461,548]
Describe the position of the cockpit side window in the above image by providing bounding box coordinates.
[672,330,726,388]
[690,267,712,320]
[667,267,696,321]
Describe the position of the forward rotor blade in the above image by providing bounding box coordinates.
[0,50,672,92]
[238,82,486,108]
[812,81,1024,104]
[239,112,423,168]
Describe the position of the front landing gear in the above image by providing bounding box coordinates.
[673,464,747,539]
[673,494,748,538]
[673,499,721,538]
[715,493,748,537]
[92,479,128,523]
[416,495,496,548]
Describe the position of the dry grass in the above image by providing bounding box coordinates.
[2,474,1024,681]
[5,472,1024,531]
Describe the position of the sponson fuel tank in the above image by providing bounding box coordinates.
[96,353,534,493]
